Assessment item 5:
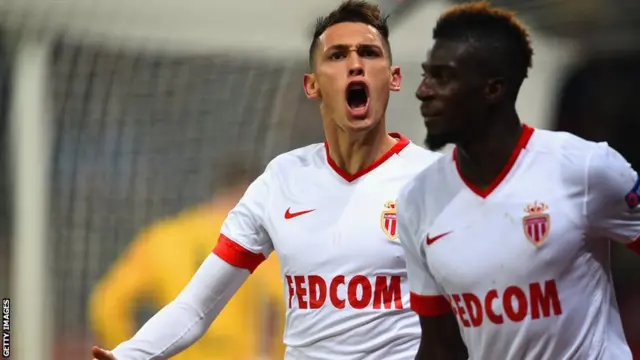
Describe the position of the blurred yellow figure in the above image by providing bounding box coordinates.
[89,165,285,360]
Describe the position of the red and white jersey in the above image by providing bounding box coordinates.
[399,125,640,360]
[214,134,440,359]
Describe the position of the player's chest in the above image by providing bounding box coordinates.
[264,177,408,273]
[425,186,585,290]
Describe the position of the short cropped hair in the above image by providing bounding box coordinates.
[309,0,392,69]
[434,1,533,82]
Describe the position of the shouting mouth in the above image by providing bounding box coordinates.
[346,81,370,119]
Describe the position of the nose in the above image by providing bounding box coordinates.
[415,79,435,101]
[348,54,364,77]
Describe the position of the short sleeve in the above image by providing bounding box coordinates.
[585,143,640,254]
[397,185,452,317]
[213,168,274,273]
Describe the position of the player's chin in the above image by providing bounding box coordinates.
[343,115,377,132]
[423,115,455,136]
[424,130,458,151]
[343,107,378,130]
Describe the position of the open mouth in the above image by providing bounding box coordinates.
[346,82,369,112]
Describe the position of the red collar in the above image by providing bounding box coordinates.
[325,133,410,182]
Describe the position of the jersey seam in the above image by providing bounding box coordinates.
[262,161,276,247]
[582,148,597,225]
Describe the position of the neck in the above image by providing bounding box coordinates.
[456,106,523,189]
[324,119,397,176]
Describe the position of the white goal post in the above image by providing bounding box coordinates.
[9,33,53,360]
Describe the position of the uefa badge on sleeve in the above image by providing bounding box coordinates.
[381,200,399,243]
[522,201,550,247]
[625,176,640,209]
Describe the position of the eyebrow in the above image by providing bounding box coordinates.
[422,63,456,71]
[324,43,383,52]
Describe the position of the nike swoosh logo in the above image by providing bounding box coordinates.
[284,207,315,219]
[426,231,452,245]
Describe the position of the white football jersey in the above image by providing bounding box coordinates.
[398,125,640,360]
[214,134,441,360]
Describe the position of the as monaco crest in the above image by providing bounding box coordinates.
[522,201,550,247]
[381,200,399,242]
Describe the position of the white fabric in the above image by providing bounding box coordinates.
[585,142,640,243]
[218,138,441,359]
[399,127,638,360]
[111,254,249,360]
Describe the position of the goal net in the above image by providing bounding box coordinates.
[48,41,324,358]
[66,43,325,356]
[2,7,326,356]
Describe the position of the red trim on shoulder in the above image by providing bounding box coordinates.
[212,234,266,273]
[410,292,452,317]
[453,124,534,198]
[325,133,410,182]
[627,236,640,255]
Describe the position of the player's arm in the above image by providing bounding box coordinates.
[406,262,467,360]
[89,230,154,348]
[585,143,640,255]
[397,190,467,360]
[91,253,251,360]
[93,169,275,360]
[415,314,466,360]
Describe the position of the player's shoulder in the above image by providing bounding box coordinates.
[399,148,452,210]
[261,142,325,177]
[397,141,442,165]
[526,127,630,187]
[404,145,452,185]
[526,127,605,162]
[385,138,442,180]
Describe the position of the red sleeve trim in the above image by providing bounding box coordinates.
[213,234,266,273]
[627,236,640,255]
[410,292,452,317]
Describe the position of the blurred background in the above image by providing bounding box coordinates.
[0,0,638,359]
